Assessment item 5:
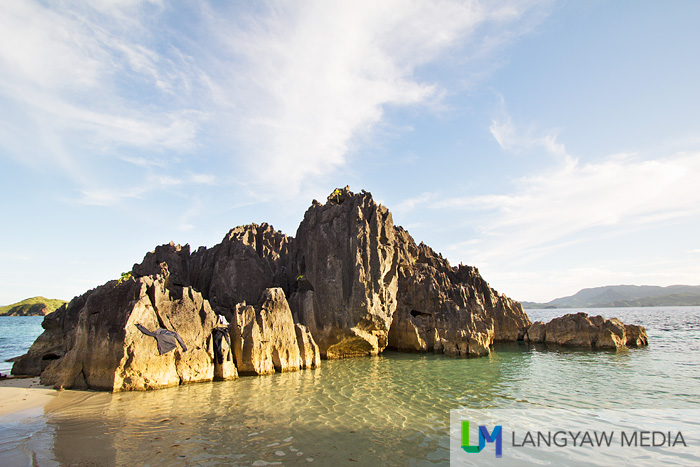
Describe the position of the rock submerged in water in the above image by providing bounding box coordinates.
[14,273,237,391]
[233,287,320,375]
[524,312,649,349]
[388,226,530,356]
[11,187,648,391]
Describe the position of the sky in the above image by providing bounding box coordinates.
[1,0,699,305]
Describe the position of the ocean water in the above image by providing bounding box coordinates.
[0,316,44,375]
[1,307,699,466]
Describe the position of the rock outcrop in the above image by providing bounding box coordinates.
[232,288,319,375]
[133,223,293,320]
[128,187,531,360]
[388,227,530,356]
[12,186,649,392]
[14,273,237,391]
[524,312,649,349]
[288,187,399,358]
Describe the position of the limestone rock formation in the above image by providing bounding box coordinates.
[295,323,321,369]
[524,312,649,349]
[14,274,238,391]
[130,187,532,360]
[232,287,317,375]
[133,223,293,320]
[12,186,651,392]
[388,226,531,356]
[624,323,649,347]
[288,187,399,358]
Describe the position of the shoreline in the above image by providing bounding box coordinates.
[0,376,56,417]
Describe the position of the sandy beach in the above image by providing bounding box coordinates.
[0,377,56,417]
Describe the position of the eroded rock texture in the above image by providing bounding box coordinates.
[288,187,399,358]
[133,223,293,319]
[232,288,319,375]
[12,186,648,392]
[14,273,237,391]
[524,312,649,349]
[388,227,531,356]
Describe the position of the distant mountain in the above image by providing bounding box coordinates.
[0,296,67,316]
[521,285,700,309]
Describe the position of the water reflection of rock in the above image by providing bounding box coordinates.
[14,188,539,393]
[41,351,516,465]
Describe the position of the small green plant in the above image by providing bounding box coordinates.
[117,271,132,284]
[296,274,305,281]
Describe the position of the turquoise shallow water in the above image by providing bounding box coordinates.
[1,307,699,466]
[0,316,44,375]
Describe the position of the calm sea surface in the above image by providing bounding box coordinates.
[1,307,699,466]
[0,316,44,375]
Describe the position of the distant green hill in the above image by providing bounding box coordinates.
[521,285,700,309]
[0,296,67,316]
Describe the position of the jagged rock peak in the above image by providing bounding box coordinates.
[290,187,397,358]
[288,186,398,358]
[389,224,530,355]
[323,186,373,207]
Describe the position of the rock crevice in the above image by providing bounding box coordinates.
[12,187,648,391]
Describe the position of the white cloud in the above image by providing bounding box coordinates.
[444,151,700,265]
[204,0,549,196]
[77,187,146,206]
[189,174,217,185]
[489,95,569,161]
[0,0,552,207]
[0,0,207,167]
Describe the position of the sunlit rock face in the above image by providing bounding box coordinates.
[13,186,647,392]
[524,312,649,349]
[232,287,317,376]
[15,273,234,391]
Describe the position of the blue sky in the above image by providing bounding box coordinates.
[1,0,699,305]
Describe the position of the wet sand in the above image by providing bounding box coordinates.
[0,377,56,417]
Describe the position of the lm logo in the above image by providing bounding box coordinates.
[461,420,502,458]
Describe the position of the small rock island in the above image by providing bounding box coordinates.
[12,187,648,392]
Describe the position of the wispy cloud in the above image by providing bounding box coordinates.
[77,187,147,206]
[489,94,570,162]
[403,103,700,271]
[203,1,551,196]
[0,0,209,190]
[0,1,552,207]
[189,173,217,185]
[443,151,700,264]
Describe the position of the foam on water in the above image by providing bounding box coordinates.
[1,307,698,466]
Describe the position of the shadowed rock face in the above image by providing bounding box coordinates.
[388,226,531,356]
[11,297,84,377]
[288,187,399,358]
[133,223,293,319]
[129,187,531,360]
[524,312,649,349]
[12,186,648,391]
